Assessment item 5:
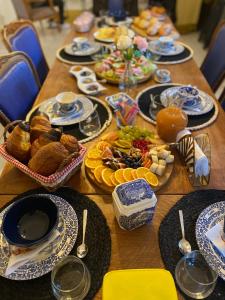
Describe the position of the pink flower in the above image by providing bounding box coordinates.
[133,36,148,51]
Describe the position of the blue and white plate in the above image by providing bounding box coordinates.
[196,201,225,280]
[0,194,78,280]
[148,40,184,56]
[160,86,215,116]
[64,42,101,57]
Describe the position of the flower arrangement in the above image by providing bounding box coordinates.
[116,35,149,60]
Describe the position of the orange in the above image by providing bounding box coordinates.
[144,172,159,187]
[94,166,107,183]
[123,168,134,182]
[101,131,119,142]
[136,167,150,179]
[87,148,102,159]
[96,141,111,151]
[85,158,103,169]
[115,169,126,184]
[110,173,120,186]
[131,169,138,180]
[102,168,114,186]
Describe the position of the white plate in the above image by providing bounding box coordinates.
[105,16,133,27]
[149,40,184,56]
[160,86,215,116]
[196,201,225,280]
[0,194,78,280]
[64,42,101,56]
[94,29,135,43]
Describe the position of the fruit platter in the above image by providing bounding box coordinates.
[85,126,174,192]
[94,50,156,84]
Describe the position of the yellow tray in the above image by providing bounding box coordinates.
[103,269,178,300]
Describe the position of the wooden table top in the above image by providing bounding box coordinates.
[0,26,224,300]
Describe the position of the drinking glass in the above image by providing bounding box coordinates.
[79,110,101,137]
[51,256,91,300]
[175,250,217,299]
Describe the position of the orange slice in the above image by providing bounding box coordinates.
[102,168,114,186]
[131,169,138,180]
[144,171,159,187]
[85,158,103,169]
[87,148,102,159]
[94,166,107,183]
[96,141,111,151]
[101,132,119,142]
[136,167,150,179]
[123,168,134,182]
[110,173,119,186]
[115,169,126,184]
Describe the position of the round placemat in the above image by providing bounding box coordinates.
[0,187,111,300]
[152,43,193,65]
[137,83,218,131]
[159,189,225,300]
[27,97,112,143]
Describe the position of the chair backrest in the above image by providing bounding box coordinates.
[2,19,49,85]
[200,21,225,92]
[0,52,40,123]
[11,0,30,19]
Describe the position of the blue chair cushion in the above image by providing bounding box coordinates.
[0,61,39,121]
[10,26,48,84]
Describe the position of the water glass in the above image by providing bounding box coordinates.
[175,250,217,299]
[79,110,101,137]
[51,256,91,300]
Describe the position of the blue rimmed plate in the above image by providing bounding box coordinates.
[196,201,225,280]
[148,40,185,56]
[0,194,78,280]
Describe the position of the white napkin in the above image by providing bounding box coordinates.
[176,129,209,177]
[5,230,60,276]
[205,221,225,257]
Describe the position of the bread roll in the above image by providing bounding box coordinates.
[60,134,80,154]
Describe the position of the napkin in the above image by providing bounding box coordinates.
[176,129,209,177]
[205,221,225,258]
[5,230,60,276]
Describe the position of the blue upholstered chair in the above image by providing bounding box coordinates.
[2,20,49,85]
[0,52,40,125]
[201,21,225,92]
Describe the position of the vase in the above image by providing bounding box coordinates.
[119,59,137,95]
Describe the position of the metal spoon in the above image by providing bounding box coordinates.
[77,209,88,259]
[178,210,192,255]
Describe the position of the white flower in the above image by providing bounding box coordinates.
[117,35,132,50]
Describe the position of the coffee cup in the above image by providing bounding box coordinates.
[72,37,89,50]
[158,37,174,51]
[56,92,78,113]
[177,86,199,107]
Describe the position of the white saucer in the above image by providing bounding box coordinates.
[149,40,185,56]
[64,42,101,56]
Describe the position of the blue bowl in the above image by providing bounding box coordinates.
[2,194,59,248]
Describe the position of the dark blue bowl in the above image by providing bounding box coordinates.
[2,194,59,248]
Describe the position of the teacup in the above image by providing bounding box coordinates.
[56,92,78,113]
[72,37,90,50]
[177,86,200,107]
[155,69,171,83]
[158,37,174,51]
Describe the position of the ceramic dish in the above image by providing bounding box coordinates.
[160,86,214,116]
[93,29,134,43]
[0,194,78,280]
[148,40,184,56]
[196,201,225,280]
[64,42,101,56]
[77,81,106,95]
[26,95,94,126]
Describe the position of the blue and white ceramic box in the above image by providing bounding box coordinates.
[112,179,157,230]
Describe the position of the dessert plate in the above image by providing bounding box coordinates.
[196,201,225,280]
[160,87,214,116]
[0,194,78,280]
[64,42,101,56]
[148,40,184,56]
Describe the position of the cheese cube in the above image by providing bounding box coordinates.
[150,163,158,173]
[158,159,166,166]
[156,164,166,176]
[166,154,174,163]
[151,155,158,163]
[158,149,171,159]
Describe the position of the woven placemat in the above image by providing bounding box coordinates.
[27,97,112,143]
[159,189,225,300]
[152,43,193,65]
[136,83,218,131]
[0,187,111,300]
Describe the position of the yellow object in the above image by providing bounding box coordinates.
[115,169,126,184]
[87,148,102,159]
[96,141,111,151]
[145,171,159,187]
[102,168,114,186]
[94,166,107,183]
[123,168,134,182]
[102,269,178,300]
[114,139,131,148]
[110,173,120,186]
[85,158,103,169]
[136,167,150,179]
[131,169,138,179]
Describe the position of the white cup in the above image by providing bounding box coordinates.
[56,92,78,112]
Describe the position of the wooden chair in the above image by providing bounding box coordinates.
[201,21,225,92]
[1,19,49,84]
[11,0,59,23]
[0,52,40,125]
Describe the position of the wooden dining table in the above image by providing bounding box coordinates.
[1,25,225,299]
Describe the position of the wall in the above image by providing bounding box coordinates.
[0,0,17,27]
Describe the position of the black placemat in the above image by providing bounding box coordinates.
[159,189,225,300]
[0,187,111,300]
[153,45,192,64]
[137,84,217,130]
[58,48,96,63]
[29,98,111,142]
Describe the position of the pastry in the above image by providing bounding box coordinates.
[30,115,52,143]
[139,19,149,29]
[30,113,50,127]
[140,10,152,20]
[60,134,80,154]
[133,16,141,26]
[28,142,70,176]
[6,121,31,163]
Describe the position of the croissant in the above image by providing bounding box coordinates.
[28,142,70,176]
[30,115,52,143]
[60,134,80,154]
[31,128,62,157]
[30,113,50,127]
[6,122,31,163]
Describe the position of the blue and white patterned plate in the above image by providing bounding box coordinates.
[196,201,225,280]
[0,195,78,280]
[148,40,185,56]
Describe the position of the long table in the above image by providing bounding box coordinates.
[0,27,225,299]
